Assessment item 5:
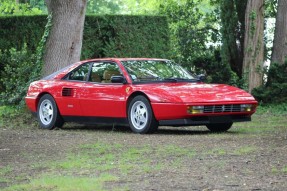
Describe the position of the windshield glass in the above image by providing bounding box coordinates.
[121,60,197,82]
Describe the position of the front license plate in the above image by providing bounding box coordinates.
[209,116,232,123]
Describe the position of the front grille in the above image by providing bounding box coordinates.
[204,104,241,113]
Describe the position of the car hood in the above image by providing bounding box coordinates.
[138,83,256,103]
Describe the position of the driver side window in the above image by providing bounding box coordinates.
[90,62,122,83]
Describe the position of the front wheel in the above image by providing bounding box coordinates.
[206,123,233,132]
[128,95,158,134]
[37,94,64,129]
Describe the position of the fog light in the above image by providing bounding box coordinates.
[241,104,252,112]
[187,106,204,114]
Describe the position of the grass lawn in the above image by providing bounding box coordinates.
[0,104,287,190]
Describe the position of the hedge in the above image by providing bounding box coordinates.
[83,15,170,59]
[0,14,170,104]
[0,15,170,59]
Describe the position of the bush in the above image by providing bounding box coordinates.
[190,48,243,87]
[252,62,287,104]
[0,44,40,106]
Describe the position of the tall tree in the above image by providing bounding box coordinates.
[242,0,264,92]
[43,0,87,76]
[220,0,247,79]
[271,0,287,65]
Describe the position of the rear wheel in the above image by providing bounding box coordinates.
[206,123,233,132]
[128,95,158,134]
[37,94,64,129]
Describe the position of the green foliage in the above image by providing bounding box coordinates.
[0,45,37,106]
[191,48,242,86]
[87,0,122,14]
[157,0,241,85]
[0,15,170,60]
[252,62,287,104]
[220,0,247,79]
[256,103,287,115]
[159,0,219,64]
[82,15,170,59]
[0,15,47,53]
[0,0,42,15]
[0,14,51,106]
[265,0,278,18]
[0,15,170,106]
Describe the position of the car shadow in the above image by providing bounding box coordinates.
[60,123,236,136]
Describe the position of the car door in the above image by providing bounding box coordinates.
[55,63,91,116]
[80,62,128,118]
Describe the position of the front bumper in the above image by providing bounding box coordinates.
[159,115,251,126]
[25,96,38,112]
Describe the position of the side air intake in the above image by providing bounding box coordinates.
[62,88,74,97]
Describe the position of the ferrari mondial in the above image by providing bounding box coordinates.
[25,58,257,134]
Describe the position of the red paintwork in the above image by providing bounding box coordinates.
[25,58,257,121]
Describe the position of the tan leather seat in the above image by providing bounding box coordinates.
[90,73,101,82]
[102,70,120,83]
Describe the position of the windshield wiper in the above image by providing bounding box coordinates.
[138,76,160,81]
[162,77,197,82]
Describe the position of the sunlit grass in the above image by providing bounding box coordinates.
[0,166,12,183]
[271,166,287,174]
[232,146,256,155]
[0,106,38,129]
[256,103,287,115]
[3,175,118,191]
[233,107,287,134]
[282,166,287,173]
[4,142,199,190]
[2,104,287,190]
[207,148,227,156]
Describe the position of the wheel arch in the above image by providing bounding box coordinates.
[126,91,151,116]
[36,92,55,111]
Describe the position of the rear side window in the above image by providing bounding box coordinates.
[66,63,90,81]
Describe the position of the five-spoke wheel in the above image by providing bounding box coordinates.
[128,95,158,134]
[37,94,64,129]
[39,99,54,126]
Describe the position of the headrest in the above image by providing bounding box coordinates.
[103,70,120,79]
[90,73,101,82]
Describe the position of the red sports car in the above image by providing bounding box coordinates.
[25,58,257,134]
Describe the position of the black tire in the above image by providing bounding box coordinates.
[128,95,158,134]
[37,94,64,129]
[206,123,233,132]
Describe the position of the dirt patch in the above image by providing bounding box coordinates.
[1,118,287,190]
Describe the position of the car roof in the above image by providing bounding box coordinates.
[82,58,169,62]
[43,58,170,80]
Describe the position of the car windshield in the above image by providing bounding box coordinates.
[121,60,197,83]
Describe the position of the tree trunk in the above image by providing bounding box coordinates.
[242,0,264,93]
[43,0,87,76]
[220,0,247,79]
[271,0,287,65]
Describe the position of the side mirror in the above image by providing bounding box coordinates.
[111,76,127,84]
[197,74,206,82]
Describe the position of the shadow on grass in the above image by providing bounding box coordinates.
[60,123,238,136]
